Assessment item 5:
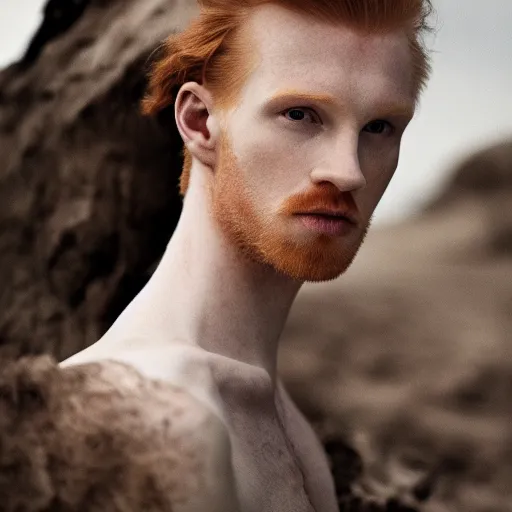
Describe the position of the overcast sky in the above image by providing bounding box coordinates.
[1,1,511,225]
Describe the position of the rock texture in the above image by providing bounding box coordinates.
[0,0,197,358]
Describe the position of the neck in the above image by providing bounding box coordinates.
[107,171,302,382]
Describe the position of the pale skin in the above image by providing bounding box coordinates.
[62,4,416,512]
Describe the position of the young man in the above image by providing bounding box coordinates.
[63,1,433,510]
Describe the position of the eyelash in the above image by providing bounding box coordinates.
[281,107,395,135]
[281,107,320,125]
[363,120,395,136]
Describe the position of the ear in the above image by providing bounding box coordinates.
[175,82,220,169]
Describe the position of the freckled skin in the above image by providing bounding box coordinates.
[63,4,417,512]
[219,5,415,283]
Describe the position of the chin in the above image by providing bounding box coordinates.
[296,263,355,283]
[212,186,369,283]
[262,214,369,282]
[250,230,364,283]
[272,247,360,282]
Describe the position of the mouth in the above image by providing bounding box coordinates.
[294,211,358,237]
[295,208,358,224]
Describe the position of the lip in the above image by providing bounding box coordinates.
[295,213,357,236]
[297,208,358,225]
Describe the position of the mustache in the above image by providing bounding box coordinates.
[279,186,360,225]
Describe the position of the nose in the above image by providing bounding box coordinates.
[310,136,366,192]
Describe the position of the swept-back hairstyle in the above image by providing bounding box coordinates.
[142,0,434,195]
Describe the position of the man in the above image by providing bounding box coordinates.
[63,0,433,510]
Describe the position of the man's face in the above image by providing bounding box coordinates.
[210,5,416,282]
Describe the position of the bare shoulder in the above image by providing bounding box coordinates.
[61,341,224,419]
[0,355,239,512]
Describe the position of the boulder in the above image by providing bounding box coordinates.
[0,0,197,359]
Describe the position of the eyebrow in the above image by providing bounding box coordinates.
[266,89,415,119]
[268,89,340,107]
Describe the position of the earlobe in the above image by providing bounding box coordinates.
[175,83,218,168]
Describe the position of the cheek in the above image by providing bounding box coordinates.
[230,129,309,204]
[360,139,400,181]
[357,143,401,210]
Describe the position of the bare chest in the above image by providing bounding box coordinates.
[213,368,337,512]
[63,344,337,511]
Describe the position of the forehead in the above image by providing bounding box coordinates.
[238,4,415,110]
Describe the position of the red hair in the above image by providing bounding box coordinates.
[142,0,434,195]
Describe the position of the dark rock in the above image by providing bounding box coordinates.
[435,140,512,201]
[0,0,198,359]
[21,0,91,67]
[425,138,512,258]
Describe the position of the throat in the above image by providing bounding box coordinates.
[113,206,302,379]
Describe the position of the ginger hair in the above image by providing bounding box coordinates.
[142,0,435,196]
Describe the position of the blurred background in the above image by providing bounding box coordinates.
[0,1,511,511]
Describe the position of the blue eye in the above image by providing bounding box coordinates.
[283,108,319,124]
[363,120,393,135]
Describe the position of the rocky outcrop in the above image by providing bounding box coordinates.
[21,0,91,66]
[428,139,512,257]
[0,0,197,359]
[432,139,512,203]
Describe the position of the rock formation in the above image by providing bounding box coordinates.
[429,139,512,257]
[0,0,197,359]
[21,0,91,66]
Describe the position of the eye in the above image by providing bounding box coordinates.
[363,120,394,135]
[282,108,320,124]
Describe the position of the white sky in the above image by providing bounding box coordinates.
[1,1,511,225]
